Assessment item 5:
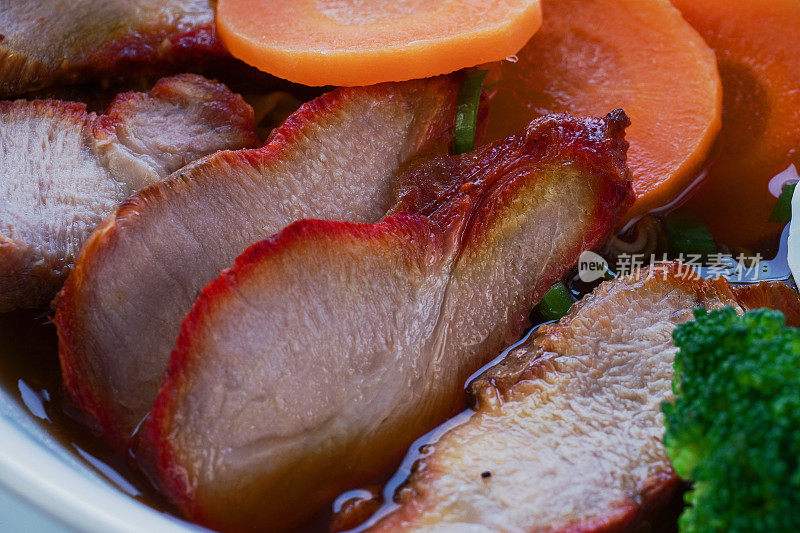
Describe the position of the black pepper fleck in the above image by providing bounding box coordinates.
[481,471,491,479]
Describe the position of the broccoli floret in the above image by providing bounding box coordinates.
[663,307,800,533]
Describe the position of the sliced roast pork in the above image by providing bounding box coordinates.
[368,265,800,533]
[55,76,461,447]
[141,111,634,531]
[0,0,222,97]
[0,74,256,312]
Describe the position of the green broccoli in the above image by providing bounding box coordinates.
[663,307,800,533]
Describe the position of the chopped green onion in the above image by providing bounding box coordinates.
[769,182,797,223]
[537,282,574,322]
[599,265,617,281]
[664,214,717,258]
[454,69,488,155]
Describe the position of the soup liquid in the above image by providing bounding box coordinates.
[0,310,173,515]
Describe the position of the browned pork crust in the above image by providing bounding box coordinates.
[55,75,462,449]
[0,0,224,97]
[141,111,633,531]
[0,74,256,312]
[370,265,798,533]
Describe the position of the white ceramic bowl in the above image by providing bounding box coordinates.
[0,385,200,532]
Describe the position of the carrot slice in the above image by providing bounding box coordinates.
[672,0,800,247]
[216,0,542,87]
[485,0,722,220]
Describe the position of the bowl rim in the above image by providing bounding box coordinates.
[0,412,200,532]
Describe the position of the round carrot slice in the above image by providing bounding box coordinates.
[485,0,722,221]
[216,0,543,87]
[673,0,800,247]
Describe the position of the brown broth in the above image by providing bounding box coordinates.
[337,317,689,532]
[0,310,175,515]
[0,68,326,530]
[0,209,791,532]
[0,306,689,532]
[0,310,345,532]
[0,142,792,532]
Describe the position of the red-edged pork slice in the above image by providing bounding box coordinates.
[0,0,223,97]
[54,76,461,448]
[732,281,800,327]
[0,74,256,312]
[141,111,633,531]
[368,264,799,533]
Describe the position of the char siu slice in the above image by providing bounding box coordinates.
[141,111,633,532]
[0,0,221,97]
[55,76,461,448]
[369,264,800,533]
[0,74,256,312]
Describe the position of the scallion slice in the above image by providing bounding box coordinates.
[537,282,574,322]
[664,214,717,258]
[454,69,488,155]
[769,182,797,223]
